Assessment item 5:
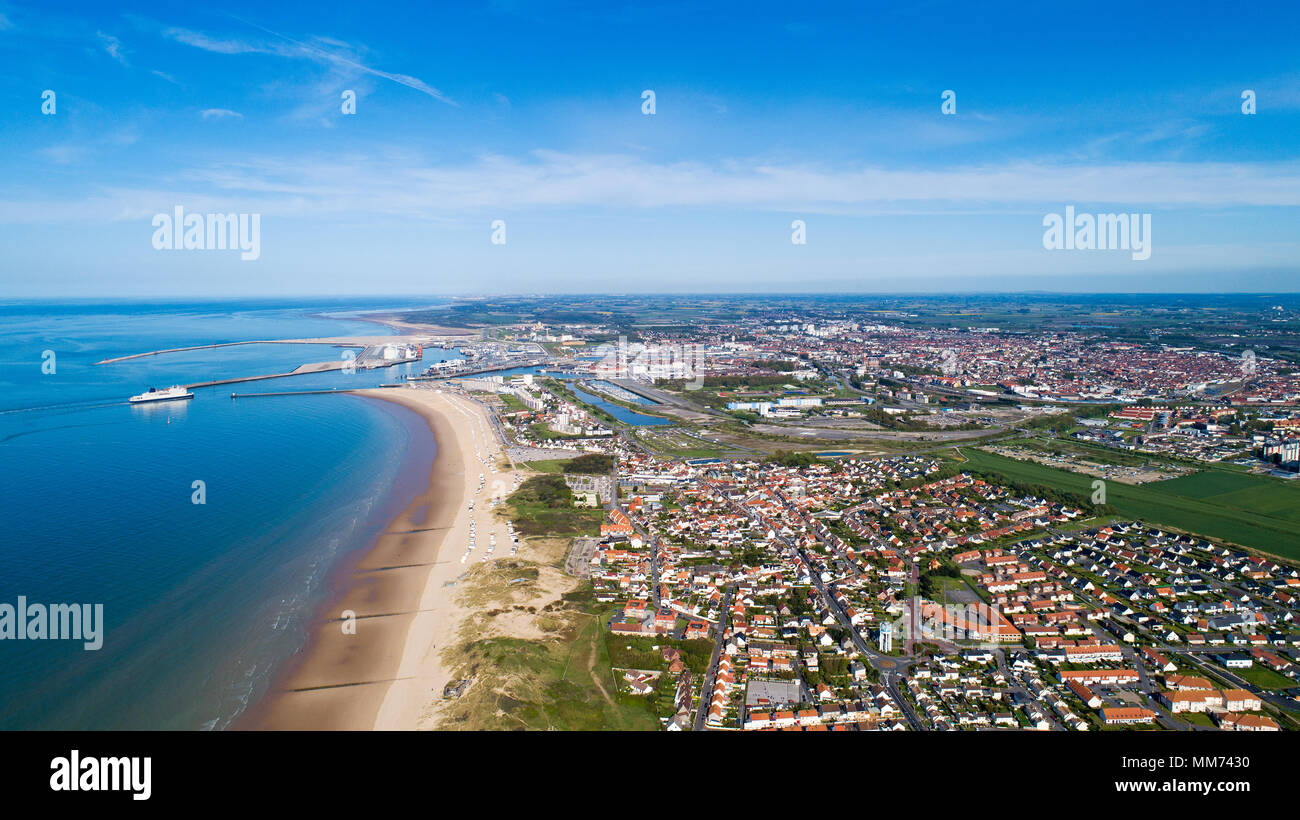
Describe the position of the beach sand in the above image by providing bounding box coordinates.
[245,385,522,730]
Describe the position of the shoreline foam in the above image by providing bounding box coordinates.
[243,385,516,730]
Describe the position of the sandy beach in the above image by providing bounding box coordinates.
[245,384,522,730]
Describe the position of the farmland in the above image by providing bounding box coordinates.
[959,448,1300,562]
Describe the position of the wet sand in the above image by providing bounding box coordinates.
[243,385,517,729]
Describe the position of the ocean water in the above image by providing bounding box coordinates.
[0,299,450,729]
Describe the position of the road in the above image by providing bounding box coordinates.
[728,492,926,730]
[693,589,733,730]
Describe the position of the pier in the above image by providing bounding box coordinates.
[184,360,350,390]
[230,389,358,399]
[94,335,427,365]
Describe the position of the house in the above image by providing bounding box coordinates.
[1067,680,1102,709]
[626,676,656,696]
[1164,674,1215,691]
[1217,653,1254,669]
[1220,689,1262,712]
[1059,669,1141,686]
[601,508,636,537]
[1100,706,1157,725]
[1217,712,1280,731]
[1160,690,1221,714]
[1141,647,1177,672]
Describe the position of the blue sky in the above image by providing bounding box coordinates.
[2,0,1299,297]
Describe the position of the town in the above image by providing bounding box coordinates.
[412,294,1300,732]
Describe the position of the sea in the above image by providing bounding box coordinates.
[0,298,456,729]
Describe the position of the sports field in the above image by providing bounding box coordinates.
[959,448,1300,562]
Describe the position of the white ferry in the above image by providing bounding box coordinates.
[129,385,193,404]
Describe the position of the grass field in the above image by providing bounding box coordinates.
[497,392,529,413]
[634,427,746,459]
[1009,436,1171,468]
[924,574,980,605]
[1233,663,1296,692]
[960,447,1300,562]
[502,475,604,537]
[1178,711,1218,729]
[437,543,660,731]
[1149,471,1300,524]
[443,613,660,730]
[523,457,573,473]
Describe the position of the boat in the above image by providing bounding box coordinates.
[129,385,194,404]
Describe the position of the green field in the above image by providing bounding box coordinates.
[1232,663,1296,691]
[1149,471,1300,524]
[503,475,604,537]
[925,574,981,605]
[635,427,745,459]
[447,611,659,730]
[497,392,530,413]
[959,448,1300,562]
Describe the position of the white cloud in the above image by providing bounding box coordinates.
[170,152,1300,215]
[98,31,127,64]
[162,27,264,55]
[38,144,85,165]
[200,108,243,120]
[161,24,455,105]
[7,152,1300,226]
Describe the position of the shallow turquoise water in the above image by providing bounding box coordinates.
[0,299,447,729]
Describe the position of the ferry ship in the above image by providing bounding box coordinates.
[129,385,194,404]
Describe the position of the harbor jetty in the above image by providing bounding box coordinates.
[99,337,427,392]
[93,335,428,365]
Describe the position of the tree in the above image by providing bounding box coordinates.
[770,450,817,468]
[563,453,614,474]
